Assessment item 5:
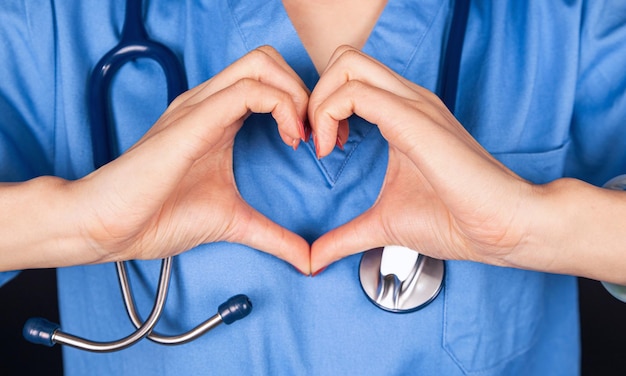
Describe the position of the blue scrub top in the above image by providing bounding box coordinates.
[2,1,626,375]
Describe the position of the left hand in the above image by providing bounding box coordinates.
[76,47,312,272]
[308,46,535,274]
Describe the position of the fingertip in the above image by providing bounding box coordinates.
[277,233,312,276]
[311,266,327,277]
[277,132,302,150]
[275,108,306,148]
[335,136,344,151]
[293,265,311,277]
[309,117,340,159]
[308,94,352,158]
[309,236,339,276]
[310,213,385,273]
[303,119,312,142]
[297,118,306,141]
[291,138,300,151]
[336,119,350,150]
[233,207,311,275]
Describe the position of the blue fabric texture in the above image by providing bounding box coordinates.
[1,0,626,375]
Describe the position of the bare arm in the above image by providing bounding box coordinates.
[0,46,311,274]
[521,178,626,283]
[0,177,92,269]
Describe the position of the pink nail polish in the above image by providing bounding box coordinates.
[336,136,344,151]
[297,118,306,141]
[313,134,321,159]
[311,267,327,277]
[304,120,312,143]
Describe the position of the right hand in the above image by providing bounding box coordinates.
[74,46,311,273]
[307,46,532,274]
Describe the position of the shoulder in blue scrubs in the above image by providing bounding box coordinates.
[2,1,626,375]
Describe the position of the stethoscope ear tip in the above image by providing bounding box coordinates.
[218,294,253,325]
[23,317,60,347]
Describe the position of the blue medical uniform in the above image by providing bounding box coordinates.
[2,1,626,375]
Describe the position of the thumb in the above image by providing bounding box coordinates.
[310,208,389,275]
[228,205,311,275]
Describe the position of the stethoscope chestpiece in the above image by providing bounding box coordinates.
[359,246,445,313]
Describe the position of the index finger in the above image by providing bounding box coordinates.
[309,46,421,153]
[168,46,310,121]
[153,46,310,146]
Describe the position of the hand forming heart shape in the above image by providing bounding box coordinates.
[308,46,531,275]
[74,45,530,277]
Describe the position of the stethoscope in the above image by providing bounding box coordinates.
[23,0,471,351]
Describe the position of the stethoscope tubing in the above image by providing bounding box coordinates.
[52,258,170,352]
[440,0,469,113]
[23,258,172,352]
[116,260,225,345]
[88,0,187,168]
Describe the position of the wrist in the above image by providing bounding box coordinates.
[499,178,579,272]
[504,177,626,283]
[0,176,99,270]
[32,176,105,266]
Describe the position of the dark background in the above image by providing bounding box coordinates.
[1,270,625,375]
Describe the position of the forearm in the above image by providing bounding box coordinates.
[503,178,626,284]
[0,176,97,271]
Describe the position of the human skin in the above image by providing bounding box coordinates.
[2,44,625,284]
[307,46,626,285]
[2,0,625,285]
[0,46,311,273]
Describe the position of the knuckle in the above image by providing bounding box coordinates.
[335,44,360,58]
[232,77,256,92]
[167,91,188,109]
[343,79,365,93]
[256,45,280,57]
[419,86,442,104]
[244,47,274,69]
[335,46,364,65]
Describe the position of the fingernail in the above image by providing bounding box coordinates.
[335,136,344,151]
[297,118,306,141]
[313,133,321,159]
[311,266,327,277]
[304,120,312,143]
[291,138,299,151]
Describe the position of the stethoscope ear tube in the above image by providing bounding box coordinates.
[116,261,251,346]
[23,257,253,351]
[89,0,187,169]
[23,258,172,352]
[439,0,470,113]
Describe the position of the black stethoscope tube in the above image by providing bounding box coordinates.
[441,0,469,112]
